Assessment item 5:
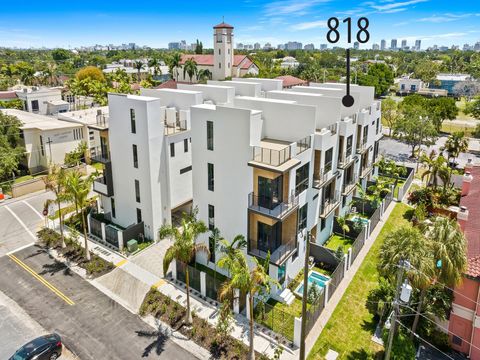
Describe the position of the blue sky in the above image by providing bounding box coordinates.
[1,0,479,49]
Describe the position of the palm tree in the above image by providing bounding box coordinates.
[217,234,247,277]
[355,183,368,215]
[210,228,223,285]
[379,226,434,336]
[367,177,392,208]
[168,53,182,82]
[43,165,68,248]
[159,211,208,324]
[183,59,198,83]
[64,170,95,260]
[219,252,277,360]
[148,57,161,77]
[420,151,448,189]
[441,132,468,167]
[198,69,212,83]
[337,215,350,240]
[133,61,145,82]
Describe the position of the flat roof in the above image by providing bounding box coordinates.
[259,138,291,151]
[47,100,69,106]
[58,106,109,125]
[2,109,82,131]
[235,95,297,105]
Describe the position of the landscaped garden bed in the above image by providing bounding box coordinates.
[37,227,114,278]
[140,287,270,360]
[324,234,354,254]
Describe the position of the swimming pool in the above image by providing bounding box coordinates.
[350,215,369,226]
[294,271,330,298]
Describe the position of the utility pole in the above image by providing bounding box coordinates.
[385,260,407,360]
[46,137,53,165]
[299,231,311,360]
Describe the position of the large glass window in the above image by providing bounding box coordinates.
[208,163,214,191]
[132,144,138,168]
[295,163,310,195]
[363,126,368,144]
[208,204,215,230]
[257,222,280,253]
[130,109,136,134]
[346,135,353,157]
[298,204,308,233]
[135,179,140,203]
[170,142,175,157]
[207,121,214,150]
[209,236,216,263]
[111,198,116,218]
[258,176,282,209]
[324,147,333,172]
[136,208,142,223]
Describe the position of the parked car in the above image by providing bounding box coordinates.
[9,333,62,360]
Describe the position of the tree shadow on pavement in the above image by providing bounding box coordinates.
[39,260,72,277]
[136,324,168,357]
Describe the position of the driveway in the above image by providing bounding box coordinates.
[131,240,173,278]
[0,245,197,360]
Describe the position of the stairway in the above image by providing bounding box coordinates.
[279,287,295,305]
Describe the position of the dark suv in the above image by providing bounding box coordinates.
[10,333,62,360]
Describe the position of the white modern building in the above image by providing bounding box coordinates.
[1,109,84,173]
[397,77,424,94]
[190,80,382,297]
[15,87,69,115]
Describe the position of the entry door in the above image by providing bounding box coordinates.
[258,176,282,210]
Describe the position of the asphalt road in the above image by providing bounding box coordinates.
[0,245,197,360]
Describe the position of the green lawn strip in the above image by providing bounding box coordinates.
[308,203,411,360]
[324,234,354,253]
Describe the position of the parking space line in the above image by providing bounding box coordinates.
[115,259,128,267]
[7,254,75,306]
[22,200,44,220]
[4,206,36,241]
[153,279,166,288]
[6,242,35,256]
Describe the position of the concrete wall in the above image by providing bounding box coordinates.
[177,84,235,105]
[208,80,261,97]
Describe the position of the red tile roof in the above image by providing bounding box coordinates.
[179,54,255,70]
[213,22,234,29]
[0,91,18,100]
[276,75,308,88]
[461,166,480,277]
[154,79,178,89]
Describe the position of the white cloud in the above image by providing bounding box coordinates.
[419,13,480,23]
[289,20,327,31]
[371,0,428,11]
[264,0,330,16]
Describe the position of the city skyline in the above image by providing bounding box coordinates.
[0,0,479,49]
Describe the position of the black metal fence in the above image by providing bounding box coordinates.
[89,216,102,239]
[105,225,119,247]
[305,290,326,334]
[327,258,345,301]
[350,227,366,264]
[253,300,295,342]
[369,207,382,236]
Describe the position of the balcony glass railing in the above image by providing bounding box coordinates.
[338,154,352,168]
[248,192,298,218]
[248,237,297,265]
[90,146,110,163]
[164,120,187,135]
[320,191,340,216]
[252,145,291,167]
[342,176,357,194]
[296,136,311,155]
[313,168,330,188]
[327,123,337,135]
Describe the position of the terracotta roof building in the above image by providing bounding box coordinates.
[275,75,308,89]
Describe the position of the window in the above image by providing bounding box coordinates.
[376,118,380,134]
[295,163,310,195]
[258,176,282,209]
[219,62,221,69]
[184,139,188,152]
[135,179,140,203]
[132,144,138,168]
[228,62,230,68]
[209,236,216,263]
[297,204,308,233]
[346,135,353,157]
[363,126,368,144]
[228,49,230,54]
[208,163,214,191]
[111,198,116,218]
[170,142,175,157]
[136,208,142,223]
[130,109,136,134]
[180,165,192,174]
[324,147,333,172]
[320,218,326,231]
[219,49,221,55]
[452,335,462,346]
[208,204,215,230]
[207,121,214,150]
[39,135,44,156]
[31,100,39,112]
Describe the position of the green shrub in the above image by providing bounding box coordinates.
[37,228,61,248]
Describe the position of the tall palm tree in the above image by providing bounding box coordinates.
[148,57,161,77]
[336,215,350,240]
[367,177,392,208]
[217,234,247,277]
[379,226,434,336]
[441,132,468,167]
[420,151,448,189]
[133,61,145,82]
[169,53,182,82]
[210,228,223,284]
[197,69,212,83]
[183,59,198,83]
[64,170,95,260]
[219,252,277,360]
[355,183,368,215]
[159,211,208,324]
[43,165,68,248]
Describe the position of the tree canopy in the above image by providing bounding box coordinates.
[358,63,394,97]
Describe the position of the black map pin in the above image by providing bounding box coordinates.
[342,48,355,107]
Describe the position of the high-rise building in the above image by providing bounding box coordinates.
[353,42,360,50]
[380,39,386,51]
[372,44,380,50]
[415,40,421,51]
[391,39,397,50]
[320,44,328,50]
[263,43,272,50]
[254,42,261,50]
[285,41,303,50]
[277,44,285,50]
[474,42,480,51]
[401,40,407,50]
[304,43,315,50]
[236,43,244,50]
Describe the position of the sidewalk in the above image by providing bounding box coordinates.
[304,198,398,356]
[53,221,295,359]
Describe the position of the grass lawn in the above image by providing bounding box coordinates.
[14,174,43,183]
[324,234,354,253]
[441,121,475,137]
[254,297,298,341]
[308,203,411,360]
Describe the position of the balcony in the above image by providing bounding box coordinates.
[342,176,357,195]
[91,147,110,164]
[164,120,187,135]
[248,237,297,265]
[320,191,340,217]
[356,141,368,154]
[327,123,337,135]
[313,168,330,189]
[296,136,311,155]
[337,154,353,169]
[93,176,113,197]
[248,192,298,219]
[360,162,373,178]
[252,143,291,167]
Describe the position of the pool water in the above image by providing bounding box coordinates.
[350,215,369,226]
[294,271,330,297]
